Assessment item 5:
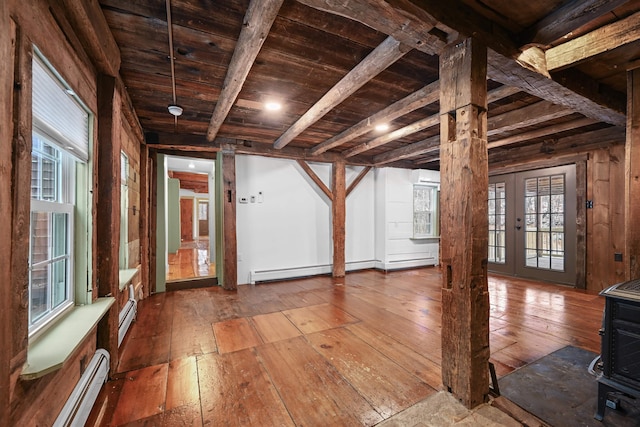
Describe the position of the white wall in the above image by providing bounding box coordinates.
[235,155,438,285]
[375,168,440,270]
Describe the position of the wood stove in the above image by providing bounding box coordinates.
[596,279,640,421]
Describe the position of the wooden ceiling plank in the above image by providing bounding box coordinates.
[373,135,440,165]
[296,160,333,201]
[273,35,410,149]
[205,0,284,142]
[519,0,629,48]
[346,85,522,158]
[545,11,640,72]
[309,80,440,155]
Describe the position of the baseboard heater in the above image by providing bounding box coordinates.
[250,260,376,284]
[53,349,110,427]
[118,284,137,347]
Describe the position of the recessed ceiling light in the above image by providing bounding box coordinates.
[188,162,195,169]
[375,123,389,132]
[168,104,183,116]
[264,101,282,111]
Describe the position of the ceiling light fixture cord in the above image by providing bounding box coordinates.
[166,0,179,125]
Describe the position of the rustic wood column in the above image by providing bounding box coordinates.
[332,160,346,278]
[439,37,490,408]
[96,74,121,375]
[626,66,640,280]
[0,10,16,426]
[221,150,238,290]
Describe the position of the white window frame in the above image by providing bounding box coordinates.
[413,183,439,238]
[29,50,91,338]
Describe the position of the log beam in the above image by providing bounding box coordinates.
[625,66,640,280]
[519,0,629,48]
[439,37,490,408]
[206,0,284,142]
[546,11,640,72]
[332,160,346,278]
[309,80,440,155]
[346,166,372,197]
[273,36,410,149]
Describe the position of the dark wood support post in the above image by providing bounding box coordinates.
[439,37,490,408]
[139,144,150,298]
[332,160,346,278]
[222,149,238,290]
[626,66,640,280]
[96,74,121,375]
[0,11,16,425]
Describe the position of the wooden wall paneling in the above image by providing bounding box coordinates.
[575,160,587,289]
[149,151,158,295]
[10,25,32,381]
[625,67,640,280]
[222,150,238,290]
[439,37,490,409]
[0,8,15,425]
[140,145,150,298]
[332,161,346,278]
[96,74,121,375]
[610,144,626,285]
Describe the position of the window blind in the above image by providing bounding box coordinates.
[32,55,90,162]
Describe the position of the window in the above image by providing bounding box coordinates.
[29,51,90,336]
[488,182,506,264]
[413,184,439,238]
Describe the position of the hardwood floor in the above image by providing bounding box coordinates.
[88,267,605,426]
[167,239,215,282]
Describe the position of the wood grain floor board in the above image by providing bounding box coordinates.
[198,349,294,426]
[109,364,169,426]
[88,268,607,426]
[256,336,384,426]
[306,327,435,419]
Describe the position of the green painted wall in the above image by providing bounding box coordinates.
[167,178,181,254]
[155,154,167,293]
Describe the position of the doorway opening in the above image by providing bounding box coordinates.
[489,164,577,285]
[165,155,216,284]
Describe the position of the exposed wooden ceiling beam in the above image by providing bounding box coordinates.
[545,11,640,72]
[296,0,445,55]
[487,117,600,149]
[273,36,410,149]
[309,80,440,156]
[296,0,626,127]
[345,85,521,158]
[344,115,439,158]
[206,0,284,142]
[61,0,121,76]
[374,100,581,165]
[519,0,629,48]
[487,50,626,126]
[488,100,575,136]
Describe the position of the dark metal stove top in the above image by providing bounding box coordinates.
[600,279,640,301]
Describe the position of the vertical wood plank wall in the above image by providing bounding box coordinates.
[626,67,640,281]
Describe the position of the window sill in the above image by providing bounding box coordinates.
[119,267,139,291]
[21,297,115,380]
[411,236,440,240]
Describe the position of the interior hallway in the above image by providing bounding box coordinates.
[87,267,604,426]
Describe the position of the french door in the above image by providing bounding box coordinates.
[488,165,576,285]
